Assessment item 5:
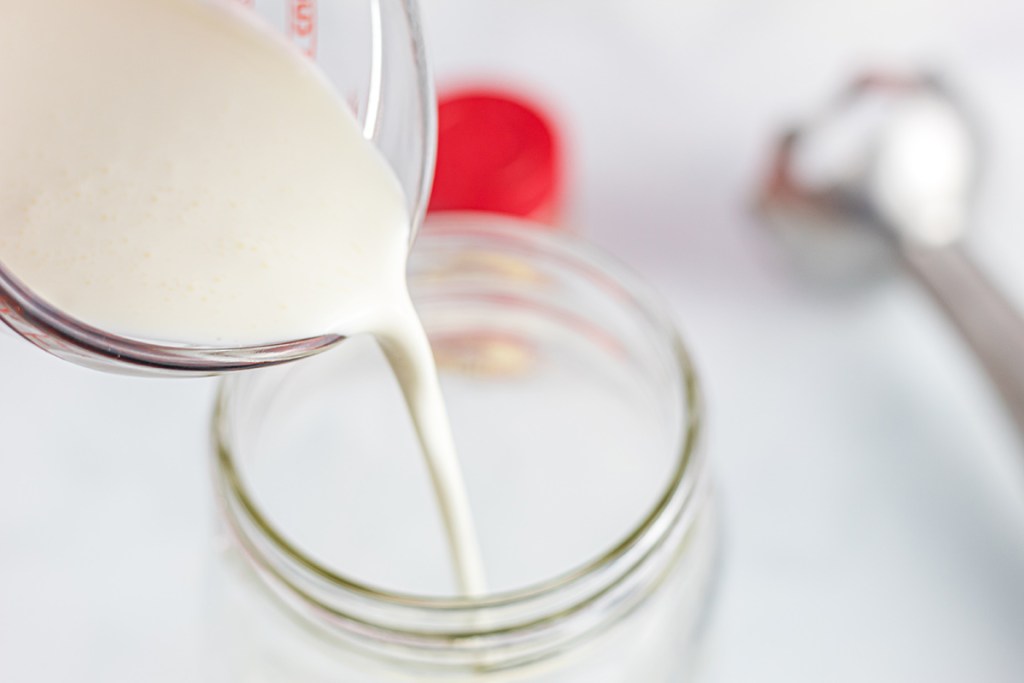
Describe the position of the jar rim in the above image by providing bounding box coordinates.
[212,212,706,618]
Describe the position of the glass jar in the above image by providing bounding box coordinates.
[208,213,719,681]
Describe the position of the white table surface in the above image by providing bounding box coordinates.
[3,1,1024,681]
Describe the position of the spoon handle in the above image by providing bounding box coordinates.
[905,244,1024,434]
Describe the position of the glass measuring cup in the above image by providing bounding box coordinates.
[0,0,435,377]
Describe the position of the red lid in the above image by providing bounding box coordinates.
[428,89,563,225]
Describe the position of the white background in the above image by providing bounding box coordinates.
[3,1,1024,681]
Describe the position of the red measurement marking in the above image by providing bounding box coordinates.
[288,0,318,58]
[234,0,255,7]
[20,330,69,351]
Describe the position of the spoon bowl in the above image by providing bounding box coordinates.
[758,73,979,285]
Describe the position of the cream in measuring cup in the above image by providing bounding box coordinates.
[0,0,485,595]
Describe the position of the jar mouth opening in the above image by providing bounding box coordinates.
[211,214,706,615]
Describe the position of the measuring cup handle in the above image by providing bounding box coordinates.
[905,243,1024,438]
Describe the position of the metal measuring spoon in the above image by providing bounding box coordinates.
[757,72,1024,435]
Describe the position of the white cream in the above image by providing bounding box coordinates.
[0,0,485,595]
